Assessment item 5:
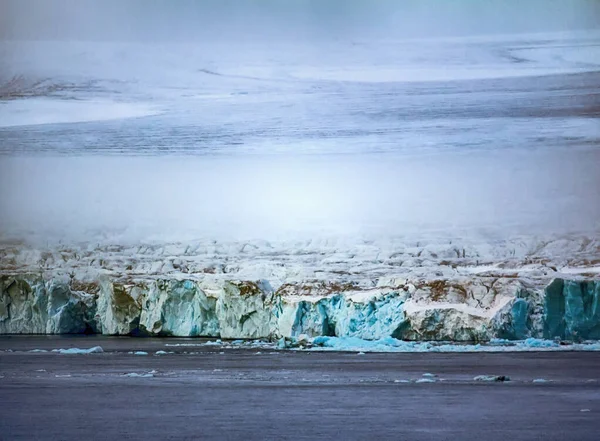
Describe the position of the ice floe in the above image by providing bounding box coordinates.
[51,346,104,354]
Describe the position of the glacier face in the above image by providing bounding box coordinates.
[139,279,219,337]
[0,275,96,334]
[544,279,600,340]
[1,273,599,342]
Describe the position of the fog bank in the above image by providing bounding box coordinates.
[1,151,599,244]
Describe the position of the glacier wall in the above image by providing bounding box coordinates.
[1,274,599,341]
[544,279,600,340]
[0,275,97,334]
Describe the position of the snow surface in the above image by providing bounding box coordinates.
[1,232,598,289]
[1,31,599,156]
[0,99,160,128]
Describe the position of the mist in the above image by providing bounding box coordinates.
[1,149,599,245]
[0,0,599,246]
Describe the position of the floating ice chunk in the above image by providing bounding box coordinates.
[474,375,510,382]
[416,378,436,383]
[203,340,224,346]
[489,339,512,345]
[165,343,204,347]
[28,349,48,353]
[133,351,148,355]
[357,352,365,355]
[580,409,591,412]
[422,373,437,378]
[155,350,168,355]
[532,378,550,383]
[124,372,154,378]
[519,338,559,348]
[52,346,104,354]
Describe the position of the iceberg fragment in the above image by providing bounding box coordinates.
[52,346,104,354]
[473,375,510,382]
[123,372,154,378]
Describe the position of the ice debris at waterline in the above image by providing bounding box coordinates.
[304,336,600,352]
[6,338,600,354]
[0,274,599,343]
[168,336,600,352]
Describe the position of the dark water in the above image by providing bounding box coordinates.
[1,336,600,440]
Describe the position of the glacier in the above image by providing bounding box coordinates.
[1,234,598,344]
[2,273,599,343]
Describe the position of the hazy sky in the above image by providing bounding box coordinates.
[1,0,599,41]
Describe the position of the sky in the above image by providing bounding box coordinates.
[1,0,599,41]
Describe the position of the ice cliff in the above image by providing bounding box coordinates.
[1,235,598,341]
[1,274,599,341]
